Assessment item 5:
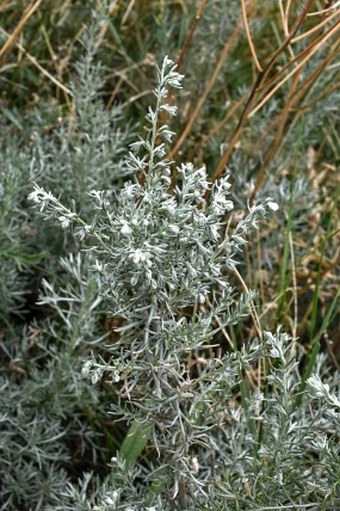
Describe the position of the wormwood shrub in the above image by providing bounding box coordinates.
[26,58,340,510]
[0,15,130,328]
[0,19,131,511]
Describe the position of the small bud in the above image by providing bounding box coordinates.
[191,456,199,474]
[81,360,94,377]
[267,201,279,212]
[120,222,132,235]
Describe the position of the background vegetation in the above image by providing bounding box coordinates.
[0,1,339,509]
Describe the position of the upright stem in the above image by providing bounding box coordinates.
[178,479,187,510]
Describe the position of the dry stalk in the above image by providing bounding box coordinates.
[241,0,262,72]
[0,0,41,62]
[250,40,338,200]
[291,7,339,43]
[250,70,302,200]
[159,0,208,124]
[168,18,242,161]
[96,0,121,47]
[0,25,72,98]
[279,0,295,60]
[249,18,340,118]
[212,0,316,182]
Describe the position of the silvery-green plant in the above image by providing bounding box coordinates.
[0,15,132,509]
[28,19,131,218]
[28,57,339,510]
[0,252,114,511]
[0,10,131,329]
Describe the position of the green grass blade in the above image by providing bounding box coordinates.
[120,420,152,467]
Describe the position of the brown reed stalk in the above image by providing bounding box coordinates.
[0,25,72,98]
[176,0,208,72]
[241,0,262,72]
[212,0,316,182]
[249,70,302,201]
[0,0,41,62]
[249,39,338,200]
[250,38,338,162]
[159,0,208,123]
[168,18,242,161]
[249,18,339,118]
